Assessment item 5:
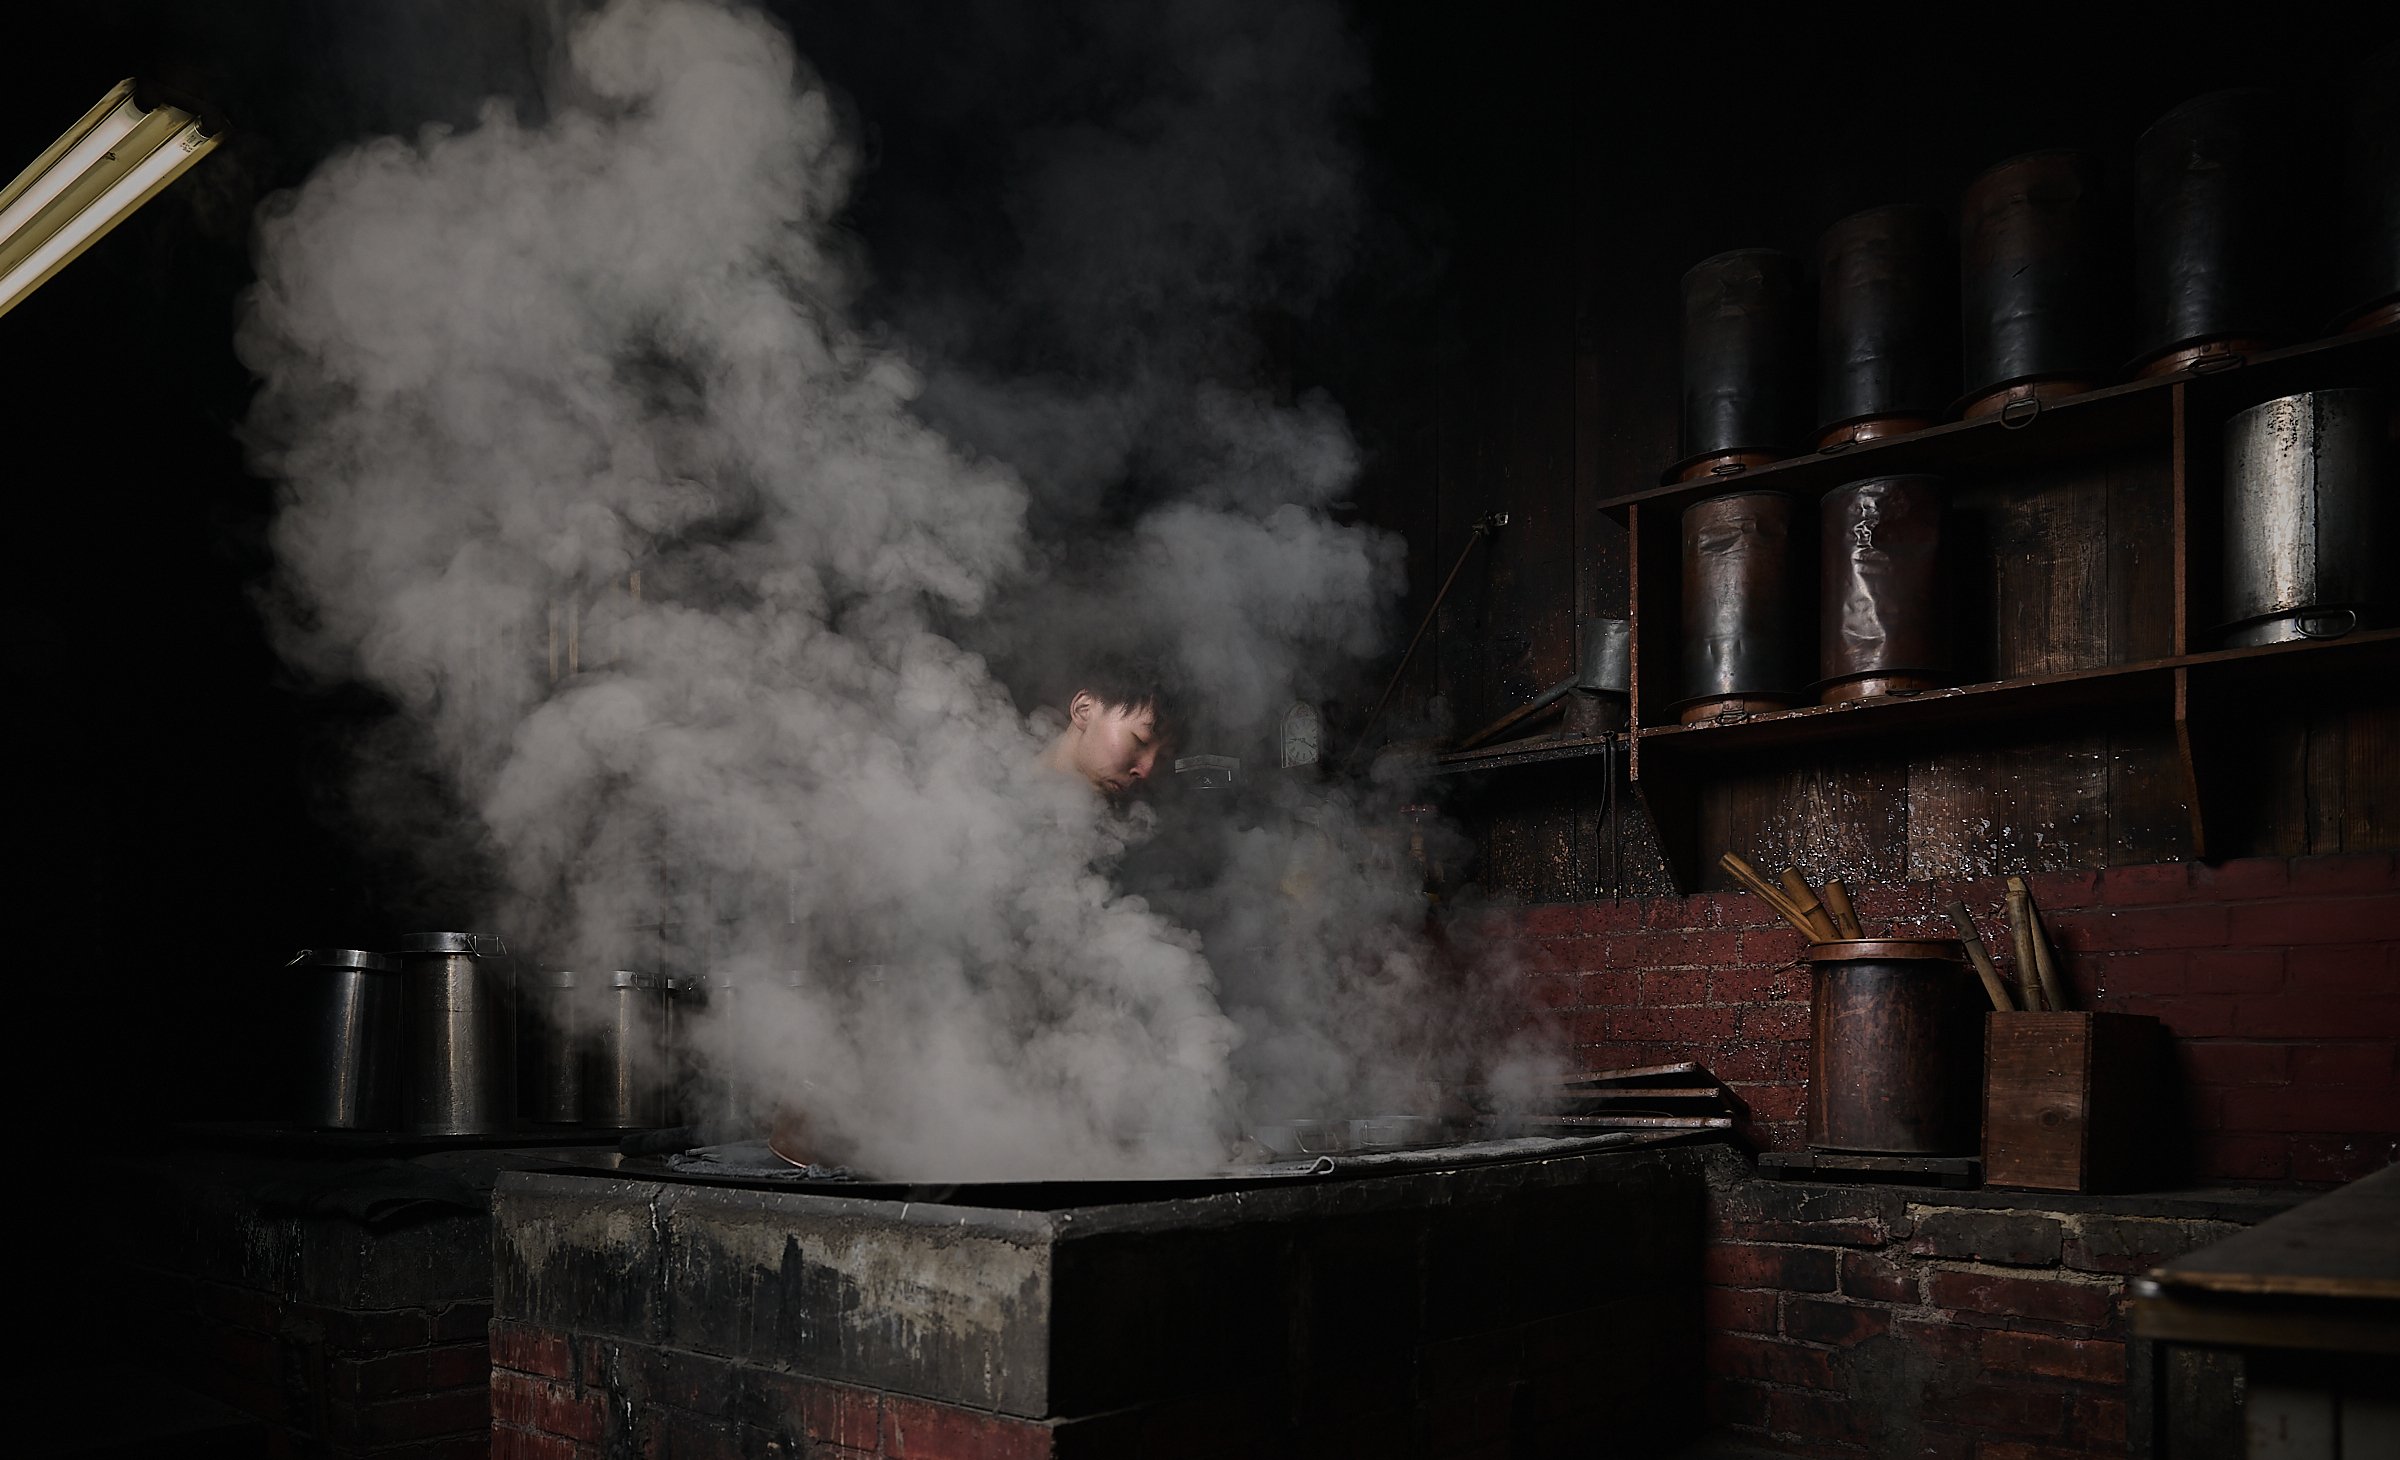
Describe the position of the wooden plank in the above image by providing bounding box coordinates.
[2106,450,2176,665]
[2340,702,2400,849]
[2153,1165,2400,1300]
[1532,1114,1734,1130]
[1985,463,2112,677]
[2108,721,2196,866]
[1564,1061,1704,1086]
[1907,733,2110,880]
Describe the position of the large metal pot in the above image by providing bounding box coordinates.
[1820,474,1947,702]
[1960,151,2116,417]
[1817,204,1956,446]
[2336,70,2399,331]
[1806,940,1982,1155]
[1680,490,1809,722]
[2221,389,2394,646]
[1677,249,1812,479]
[398,931,514,1135]
[584,969,670,1129]
[287,948,400,1130]
[2134,89,2307,374]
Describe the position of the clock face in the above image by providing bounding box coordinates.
[1281,700,1321,768]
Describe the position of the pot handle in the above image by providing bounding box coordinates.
[2297,609,2358,640]
[286,949,313,968]
[2000,394,2042,430]
[471,934,511,959]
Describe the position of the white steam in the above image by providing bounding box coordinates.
[241,0,1551,1178]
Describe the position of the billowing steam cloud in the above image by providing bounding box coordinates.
[240,0,1552,1177]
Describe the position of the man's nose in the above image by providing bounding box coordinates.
[1130,750,1154,779]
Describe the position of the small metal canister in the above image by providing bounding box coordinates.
[584,969,670,1129]
[1820,474,1947,702]
[1680,491,1809,722]
[1563,616,1631,736]
[399,931,514,1135]
[524,969,582,1125]
[287,948,400,1130]
[2221,389,2393,646]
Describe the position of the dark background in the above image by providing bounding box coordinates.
[9,2,2394,1132]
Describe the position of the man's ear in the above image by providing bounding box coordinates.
[1068,690,1097,727]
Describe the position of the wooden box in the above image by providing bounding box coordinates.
[1982,1011,2165,1192]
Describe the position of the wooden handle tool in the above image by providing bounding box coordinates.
[1822,879,1865,940]
[2003,877,2046,1010]
[1947,901,2015,1012]
[2020,882,2069,1013]
[1718,853,1823,940]
[1778,868,1842,942]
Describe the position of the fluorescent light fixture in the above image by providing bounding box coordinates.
[0,79,222,319]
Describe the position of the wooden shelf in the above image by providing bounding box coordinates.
[1429,632,2399,783]
[1634,631,2400,764]
[1434,729,1625,777]
[1597,326,2397,522]
[1433,320,2395,894]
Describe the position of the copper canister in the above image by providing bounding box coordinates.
[1959,151,2116,418]
[1675,249,1811,481]
[1820,474,1947,703]
[1680,490,1808,722]
[1817,205,1956,447]
[1806,940,1982,1155]
[2133,89,2306,374]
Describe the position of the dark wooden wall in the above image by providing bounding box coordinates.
[1344,11,2400,902]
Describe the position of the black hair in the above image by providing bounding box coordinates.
[1072,653,1181,735]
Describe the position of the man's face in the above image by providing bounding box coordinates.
[1064,694,1163,796]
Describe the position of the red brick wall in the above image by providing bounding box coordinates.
[155,1273,493,1459]
[1484,852,2400,1184]
[1699,1181,2282,1458]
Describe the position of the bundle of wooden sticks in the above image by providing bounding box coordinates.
[1719,852,2067,1014]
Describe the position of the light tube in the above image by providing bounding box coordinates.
[0,79,222,320]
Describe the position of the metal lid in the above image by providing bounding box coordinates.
[399,931,508,958]
[536,969,580,989]
[608,969,664,990]
[289,948,400,973]
[1803,939,1964,963]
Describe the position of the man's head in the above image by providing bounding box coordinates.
[1043,660,1177,797]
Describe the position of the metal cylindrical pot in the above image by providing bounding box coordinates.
[1817,205,1957,445]
[585,969,670,1129]
[2337,72,2399,331]
[1806,940,1982,1155]
[287,948,401,1130]
[2221,389,2394,647]
[1820,474,1947,702]
[525,970,582,1125]
[1960,151,2116,415]
[1677,249,1812,477]
[1681,491,1808,722]
[399,931,514,1135]
[2134,90,2307,373]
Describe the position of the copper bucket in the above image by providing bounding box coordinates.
[1806,940,1983,1155]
